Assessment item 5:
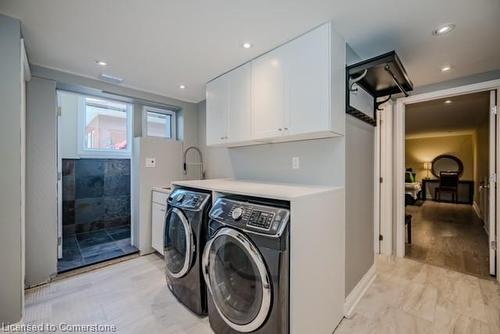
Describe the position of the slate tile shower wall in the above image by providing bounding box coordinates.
[62,159,131,235]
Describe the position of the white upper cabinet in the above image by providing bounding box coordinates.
[206,22,346,147]
[284,24,331,136]
[206,75,229,146]
[206,63,253,146]
[252,47,287,139]
[227,63,252,142]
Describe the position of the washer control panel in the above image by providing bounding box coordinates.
[210,198,290,237]
[168,188,210,211]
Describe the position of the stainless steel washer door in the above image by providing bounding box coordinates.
[164,208,194,278]
[202,227,272,333]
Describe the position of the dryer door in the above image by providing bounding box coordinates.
[202,227,272,333]
[164,208,194,278]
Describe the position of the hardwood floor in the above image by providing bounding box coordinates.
[405,201,490,279]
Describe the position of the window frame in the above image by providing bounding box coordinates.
[77,95,133,158]
[142,106,177,140]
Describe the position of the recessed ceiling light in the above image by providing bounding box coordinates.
[444,99,452,104]
[179,84,186,89]
[96,60,108,66]
[433,24,455,36]
[441,65,452,72]
[242,42,252,49]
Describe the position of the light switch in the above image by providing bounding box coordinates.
[292,157,300,169]
[145,158,156,168]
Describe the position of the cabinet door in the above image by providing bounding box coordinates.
[151,202,166,255]
[206,76,229,145]
[285,24,331,135]
[252,47,287,139]
[227,63,252,142]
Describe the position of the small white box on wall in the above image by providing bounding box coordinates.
[145,157,156,168]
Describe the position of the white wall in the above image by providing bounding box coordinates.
[197,100,344,186]
[131,137,184,254]
[0,13,23,324]
[25,77,58,287]
[58,91,79,158]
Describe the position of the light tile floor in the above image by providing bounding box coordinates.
[337,256,500,334]
[14,254,500,334]
[23,254,210,334]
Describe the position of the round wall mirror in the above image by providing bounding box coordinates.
[431,154,463,178]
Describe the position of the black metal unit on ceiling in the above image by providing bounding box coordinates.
[346,51,414,126]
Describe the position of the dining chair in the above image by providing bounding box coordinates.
[435,171,459,203]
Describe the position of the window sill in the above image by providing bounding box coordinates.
[77,151,131,159]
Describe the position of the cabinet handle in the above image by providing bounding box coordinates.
[220,136,224,140]
[160,208,166,212]
[278,128,282,131]
[284,127,288,130]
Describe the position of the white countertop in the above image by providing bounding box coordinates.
[151,186,171,194]
[171,178,340,200]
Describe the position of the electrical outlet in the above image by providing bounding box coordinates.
[292,157,300,169]
[145,158,156,168]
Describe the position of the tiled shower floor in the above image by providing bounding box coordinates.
[58,226,138,273]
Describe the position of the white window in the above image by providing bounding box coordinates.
[143,106,176,139]
[78,96,132,157]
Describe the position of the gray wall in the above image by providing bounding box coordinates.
[25,77,58,287]
[345,116,375,294]
[412,69,500,95]
[31,65,200,174]
[23,66,200,285]
[31,66,199,149]
[344,45,375,295]
[0,14,23,323]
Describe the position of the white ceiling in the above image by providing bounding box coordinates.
[406,91,490,138]
[1,0,499,103]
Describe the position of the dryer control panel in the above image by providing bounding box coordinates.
[209,198,290,237]
[168,188,210,211]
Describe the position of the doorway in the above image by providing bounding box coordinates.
[375,80,500,281]
[387,81,500,283]
[403,92,490,278]
[56,90,138,272]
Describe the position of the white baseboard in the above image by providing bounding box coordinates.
[344,263,376,318]
[473,201,490,235]
[472,201,481,220]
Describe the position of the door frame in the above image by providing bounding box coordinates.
[388,79,500,282]
[374,109,381,254]
[376,103,394,255]
[56,104,63,259]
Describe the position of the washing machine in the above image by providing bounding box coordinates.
[164,187,211,315]
[202,196,290,333]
